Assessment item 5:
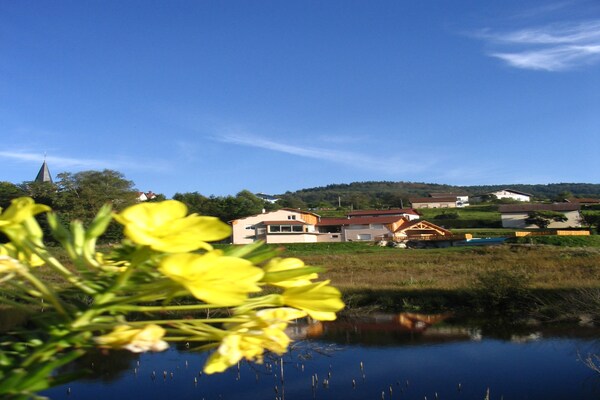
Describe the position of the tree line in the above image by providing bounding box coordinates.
[0,170,279,242]
[277,181,600,210]
[3,170,599,240]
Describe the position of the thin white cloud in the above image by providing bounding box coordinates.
[217,132,426,173]
[0,151,169,172]
[477,19,600,71]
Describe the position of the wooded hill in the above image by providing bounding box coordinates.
[276,181,600,210]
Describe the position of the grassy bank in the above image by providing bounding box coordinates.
[286,243,600,291]
[277,242,600,313]
[31,241,600,316]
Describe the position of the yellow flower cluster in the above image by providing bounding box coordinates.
[0,197,344,386]
[113,200,231,252]
[95,324,169,353]
[110,200,344,373]
[204,308,305,374]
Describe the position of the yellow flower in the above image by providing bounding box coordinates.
[159,251,264,306]
[204,308,298,374]
[94,324,168,353]
[0,198,50,242]
[0,243,44,267]
[114,200,231,252]
[281,280,344,321]
[254,307,307,325]
[0,197,50,227]
[262,257,320,288]
[95,252,129,272]
[0,255,25,275]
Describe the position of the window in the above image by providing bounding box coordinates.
[268,224,304,233]
[245,225,256,230]
[287,215,297,220]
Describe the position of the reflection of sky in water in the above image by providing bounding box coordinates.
[41,323,600,400]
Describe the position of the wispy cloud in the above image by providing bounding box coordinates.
[0,151,169,172]
[216,132,427,173]
[477,19,600,71]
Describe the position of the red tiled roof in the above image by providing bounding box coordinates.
[317,216,406,226]
[566,198,600,204]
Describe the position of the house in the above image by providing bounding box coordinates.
[231,208,450,244]
[392,219,453,241]
[489,189,531,202]
[346,208,420,221]
[317,215,411,242]
[230,208,321,244]
[430,193,469,207]
[137,191,158,202]
[498,203,581,229]
[409,196,458,209]
[565,197,600,206]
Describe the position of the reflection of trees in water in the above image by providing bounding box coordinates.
[55,349,139,383]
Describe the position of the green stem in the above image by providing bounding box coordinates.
[22,239,97,295]
[17,269,69,317]
[113,303,217,312]
[126,317,247,325]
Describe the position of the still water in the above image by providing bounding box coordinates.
[41,313,600,400]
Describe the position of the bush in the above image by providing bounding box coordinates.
[472,268,532,313]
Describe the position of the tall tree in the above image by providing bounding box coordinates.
[53,170,139,221]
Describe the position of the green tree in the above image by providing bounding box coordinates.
[19,181,57,207]
[275,194,306,210]
[173,190,271,222]
[51,170,139,242]
[525,211,568,229]
[173,191,210,214]
[0,181,27,209]
[581,213,600,232]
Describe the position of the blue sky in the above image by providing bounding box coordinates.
[1,1,599,197]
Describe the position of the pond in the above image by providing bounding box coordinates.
[41,313,600,400]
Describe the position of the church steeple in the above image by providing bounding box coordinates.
[35,158,53,183]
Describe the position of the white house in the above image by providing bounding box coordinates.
[489,189,532,202]
[230,209,321,244]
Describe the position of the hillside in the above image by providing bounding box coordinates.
[276,181,600,210]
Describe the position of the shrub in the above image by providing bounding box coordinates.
[472,268,532,313]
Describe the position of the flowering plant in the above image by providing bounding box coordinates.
[0,198,344,399]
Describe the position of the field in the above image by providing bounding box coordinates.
[275,241,600,313]
[33,238,600,314]
[278,241,600,291]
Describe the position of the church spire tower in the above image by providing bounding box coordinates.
[35,156,53,183]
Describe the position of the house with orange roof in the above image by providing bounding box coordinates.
[230,208,450,244]
[230,208,323,244]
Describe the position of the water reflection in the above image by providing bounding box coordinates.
[41,313,600,400]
